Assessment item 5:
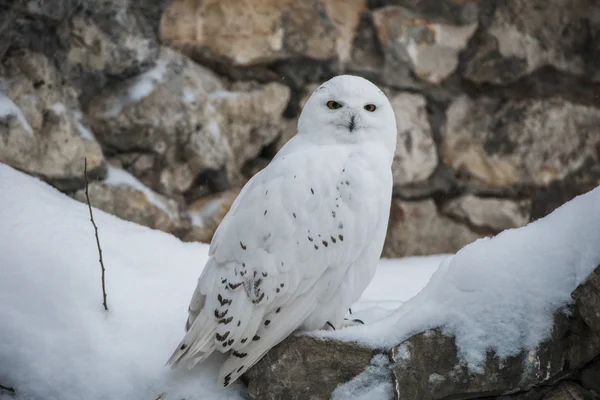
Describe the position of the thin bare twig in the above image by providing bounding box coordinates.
[84,158,108,311]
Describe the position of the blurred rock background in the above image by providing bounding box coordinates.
[0,0,598,257]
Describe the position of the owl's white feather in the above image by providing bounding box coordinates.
[167,75,397,387]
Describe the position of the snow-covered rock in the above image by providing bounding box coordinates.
[249,184,600,399]
[245,337,381,400]
[0,163,246,400]
[60,0,159,79]
[72,165,188,235]
[86,47,290,195]
[0,50,105,191]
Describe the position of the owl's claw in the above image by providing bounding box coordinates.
[325,321,336,330]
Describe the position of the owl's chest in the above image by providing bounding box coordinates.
[301,147,391,211]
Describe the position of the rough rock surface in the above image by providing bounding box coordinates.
[59,0,159,79]
[86,46,289,195]
[578,359,600,395]
[389,92,438,188]
[373,6,477,86]
[443,95,600,188]
[160,0,367,66]
[369,0,481,26]
[442,195,531,232]
[2,0,599,258]
[245,265,600,400]
[73,165,186,235]
[391,264,600,400]
[245,336,379,400]
[383,199,483,258]
[0,50,105,191]
[213,80,291,172]
[461,0,600,85]
[541,382,596,400]
[183,189,239,244]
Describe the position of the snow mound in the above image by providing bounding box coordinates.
[321,185,600,370]
[0,164,246,400]
[0,164,442,400]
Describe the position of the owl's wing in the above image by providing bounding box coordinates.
[168,138,389,387]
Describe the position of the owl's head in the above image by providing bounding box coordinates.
[297,75,397,154]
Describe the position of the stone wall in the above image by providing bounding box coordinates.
[1,0,599,257]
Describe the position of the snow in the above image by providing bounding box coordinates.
[0,164,246,400]
[331,354,393,400]
[3,161,598,399]
[49,102,66,115]
[428,373,445,384]
[105,61,168,117]
[128,60,168,103]
[0,164,442,400]
[183,87,198,104]
[105,165,175,218]
[319,185,600,372]
[48,106,96,141]
[0,93,34,136]
[350,255,447,314]
[73,111,96,140]
[208,90,240,101]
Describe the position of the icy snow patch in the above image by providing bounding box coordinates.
[429,373,445,384]
[208,90,239,101]
[74,111,96,140]
[49,102,66,115]
[128,60,168,103]
[105,165,176,218]
[0,164,246,400]
[183,87,198,104]
[331,354,393,400]
[318,185,600,371]
[105,61,168,117]
[0,93,34,135]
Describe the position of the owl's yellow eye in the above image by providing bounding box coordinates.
[326,101,342,110]
[364,104,376,112]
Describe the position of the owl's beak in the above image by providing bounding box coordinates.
[348,115,356,132]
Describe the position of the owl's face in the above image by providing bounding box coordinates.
[297,75,397,154]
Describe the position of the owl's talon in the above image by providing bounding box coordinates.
[326,321,336,330]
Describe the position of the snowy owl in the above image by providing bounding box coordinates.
[167,75,397,387]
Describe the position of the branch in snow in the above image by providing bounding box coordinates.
[0,383,16,394]
[84,158,108,311]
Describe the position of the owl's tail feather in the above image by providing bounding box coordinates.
[217,292,317,387]
[166,310,216,368]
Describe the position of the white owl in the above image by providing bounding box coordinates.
[167,75,397,387]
